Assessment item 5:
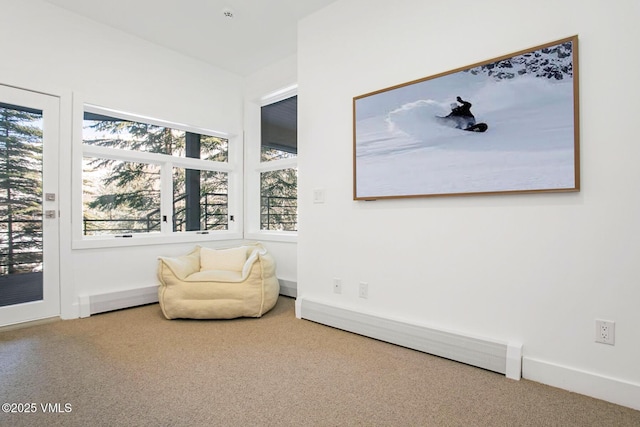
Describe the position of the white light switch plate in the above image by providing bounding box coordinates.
[313,189,325,204]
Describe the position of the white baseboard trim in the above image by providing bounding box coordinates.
[79,279,297,318]
[279,279,297,298]
[523,357,640,411]
[79,285,159,316]
[298,298,521,378]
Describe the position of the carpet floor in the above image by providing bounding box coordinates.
[1,296,639,426]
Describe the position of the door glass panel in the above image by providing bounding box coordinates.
[0,103,43,307]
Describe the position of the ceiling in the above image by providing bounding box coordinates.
[41,0,338,76]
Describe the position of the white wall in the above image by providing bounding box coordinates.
[297,0,640,409]
[0,0,245,318]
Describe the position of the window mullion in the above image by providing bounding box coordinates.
[255,157,297,172]
[160,161,174,234]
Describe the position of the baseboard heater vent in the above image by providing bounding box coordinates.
[299,298,522,379]
[81,278,296,318]
[79,285,159,317]
[279,279,297,298]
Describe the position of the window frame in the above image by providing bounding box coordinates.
[245,85,298,243]
[72,101,242,249]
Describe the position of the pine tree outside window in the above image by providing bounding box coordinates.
[0,103,43,275]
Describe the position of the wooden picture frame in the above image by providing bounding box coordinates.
[353,36,580,200]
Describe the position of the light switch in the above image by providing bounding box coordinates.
[313,189,325,204]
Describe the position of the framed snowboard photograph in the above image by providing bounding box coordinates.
[353,35,580,200]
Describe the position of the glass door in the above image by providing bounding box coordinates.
[0,84,60,327]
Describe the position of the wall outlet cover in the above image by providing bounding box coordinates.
[595,319,615,345]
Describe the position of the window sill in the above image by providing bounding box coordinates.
[244,231,297,243]
[72,231,244,250]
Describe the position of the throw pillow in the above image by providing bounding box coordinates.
[200,246,247,272]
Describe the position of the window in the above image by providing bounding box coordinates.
[83,112,228,160]
[261,96,297,162]
[82,157,161,235]
[259,95,297,232]
[0,103,43,274]
[260,168,297,231]
[77,105,239,245]
[172,168,228,232]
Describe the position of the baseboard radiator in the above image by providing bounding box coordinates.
[278,279,297,298]
[79,286,159,317]
[299,298,522,379]
[79,279,297,317]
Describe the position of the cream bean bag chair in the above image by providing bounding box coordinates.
[157,243,279,319]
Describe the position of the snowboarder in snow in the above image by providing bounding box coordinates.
[445,96,476,130]
[435,96,488,132]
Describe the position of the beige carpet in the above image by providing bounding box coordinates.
[1,296,638,427]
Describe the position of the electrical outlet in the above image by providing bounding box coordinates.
[595,319,615,345]
[333,278,342,294]
[359,282,368,299]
